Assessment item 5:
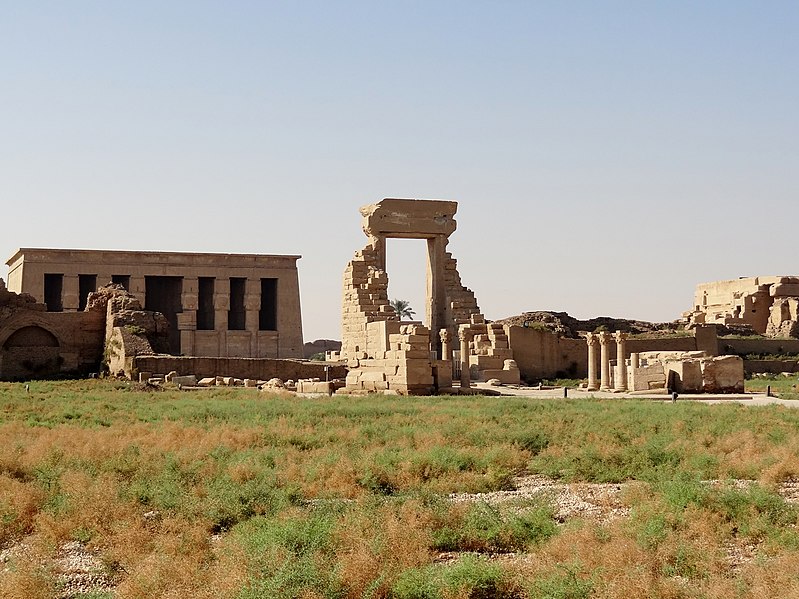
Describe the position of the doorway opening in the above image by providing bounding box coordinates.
[385,239,428,326]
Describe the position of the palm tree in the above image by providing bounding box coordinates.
[390,299,416,320]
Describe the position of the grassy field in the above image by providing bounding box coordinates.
[3,380,799,598]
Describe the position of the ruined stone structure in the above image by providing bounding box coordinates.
[584,331,744,394]
[86,284,170,377]
[340,198,518,394]
[7,248,304,359]
[0,278,103,379]
[685,276,799,338]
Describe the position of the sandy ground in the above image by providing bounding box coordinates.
[469,382,796,406]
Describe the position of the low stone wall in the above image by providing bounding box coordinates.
[626,337,697,355]
[743,359,799,375]
[131,356,347,382]
[505,326,586,381]
[720,337,799,356]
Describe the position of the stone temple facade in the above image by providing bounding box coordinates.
[6,248,304,359]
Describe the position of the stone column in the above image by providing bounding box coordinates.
[598,331,611,391]
[245,278,261,357]
[62,275,79,312]
[213,278,230,357]
[179,277,198,357]
[614,331,628,392]
[458,326,473,389]
[585,333,599,391]
[439,328,452,362]
[427,236,447,355]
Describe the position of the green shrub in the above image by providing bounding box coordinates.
[392,555,520,599]
[432,501,556,553]
[528,561,594,599]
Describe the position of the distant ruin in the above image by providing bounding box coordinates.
[685,276,799,338]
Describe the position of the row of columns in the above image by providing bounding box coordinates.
[586,330,628,392]
[437,326,473,389]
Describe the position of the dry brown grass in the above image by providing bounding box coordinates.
[335,499,434,598]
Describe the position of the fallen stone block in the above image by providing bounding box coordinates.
[171,375,197,387]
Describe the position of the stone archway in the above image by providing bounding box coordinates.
[1,325,61,379]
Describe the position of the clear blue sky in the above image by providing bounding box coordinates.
[2,1,797,341]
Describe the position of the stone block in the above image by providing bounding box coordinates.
[172,375,197,387]
[198,377,216,387]
[360,370,387,382]
[701,355,744,393]
[481,368,520,385]
[771,283,799,297]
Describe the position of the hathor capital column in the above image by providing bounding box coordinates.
[440,328,453,362]
[614,330,628,392]
[598,331,611,391]
[458,326,473,389]
[586,333,599,391]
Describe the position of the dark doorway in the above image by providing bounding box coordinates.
[259,278,277,331]
[78,274,96,311]
[112,274,130,290]
[197,277,215,330]
[145,276,183,354]
[228,277,246,330]
[44,274,64,312]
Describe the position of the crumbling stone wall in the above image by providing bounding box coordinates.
[86,284,170,377]
[0,278,103,379]
[340,199,514,394]
[341,199,481,362]
[686,276,799,338]
[132,355,346,382]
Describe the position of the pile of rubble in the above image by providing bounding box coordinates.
[136,370,344,395]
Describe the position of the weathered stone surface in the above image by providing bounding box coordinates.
[0,278,104,380]
[171,375,197,387]
[340,199,494,396]
[701,355,744,393]
[6,247,304,359]
[686,276,799,338]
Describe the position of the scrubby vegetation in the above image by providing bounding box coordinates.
[2,380,799,597]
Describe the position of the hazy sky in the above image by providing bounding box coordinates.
[2,2,797,341]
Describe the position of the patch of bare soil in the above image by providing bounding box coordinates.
[447,475,799,572]
[448,474,630,523]
[1,539,115,598]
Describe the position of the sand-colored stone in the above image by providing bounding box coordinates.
[340,199,495,395]
[6,248,303,358]
[0,278,104,379]
[685,276,799,338]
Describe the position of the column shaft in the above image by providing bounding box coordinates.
[599,331,611,391]
[586,333,599,391]
[614,331,628,392]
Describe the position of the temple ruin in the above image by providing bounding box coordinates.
[339,198,519,394]
[685,276,799,338]
[584,329,745,394]
[6,248,304,359]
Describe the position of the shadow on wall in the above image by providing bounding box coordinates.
[1,325,62,380]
